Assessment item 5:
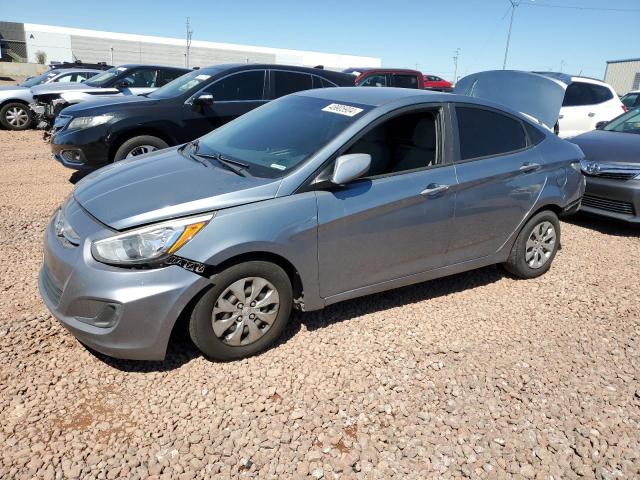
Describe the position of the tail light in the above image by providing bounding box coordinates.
[622,105,628,112]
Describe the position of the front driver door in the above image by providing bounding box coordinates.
[181,70,268,141]
[315,107,458,299]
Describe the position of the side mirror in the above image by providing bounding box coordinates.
[331,153,371,185]
[595,121,608,130]
[193,93,214,107]
[115,80,130,90]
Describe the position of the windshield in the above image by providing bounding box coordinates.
[148,69,221,99]
[85,67,125,87]
[20,71,57,87]
[196,95,371,178]
[603,108,640,134]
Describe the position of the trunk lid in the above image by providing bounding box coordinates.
[454,70,568,129]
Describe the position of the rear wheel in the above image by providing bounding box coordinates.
[0,102,33,130]
[113,135,169,161]
[189,261,293,361]
[503,210,560,279]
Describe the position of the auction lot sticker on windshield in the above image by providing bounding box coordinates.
[195,74,211,81]
[322,103,363,117]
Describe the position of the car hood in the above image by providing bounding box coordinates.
[73,147,282,230]
[454,70,567,130]
[568,129,640,165]
[31,83,99,95]
[63,95,156,115]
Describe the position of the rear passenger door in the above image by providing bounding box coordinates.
[182,69,267,140]
[449,105,547,263]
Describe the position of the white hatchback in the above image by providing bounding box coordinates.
[556,76,626,138]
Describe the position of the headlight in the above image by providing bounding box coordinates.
[91,214,213,265]
[579,159,599,175]
[67,114,115,131]
[54,208,80,246]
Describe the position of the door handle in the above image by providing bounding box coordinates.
[588,112,595,117]
[519,162,541,173]
[420,183,449,197]
[558,114,564,119]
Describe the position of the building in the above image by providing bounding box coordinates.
[0,21,381,71]
[604,58,640,95]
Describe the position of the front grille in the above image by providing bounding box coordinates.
[41,265,63,306]
[588,172,638,181]
[582,194,635,215]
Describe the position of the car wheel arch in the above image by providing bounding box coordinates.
[109,127,175,161]
[0,98,30,110]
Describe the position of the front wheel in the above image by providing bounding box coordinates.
[503,210,560,279]
[0,102,33,130]
[113,135,169,161]
[189,261,293,361]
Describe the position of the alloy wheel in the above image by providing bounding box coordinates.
[525,221,556,269]
[125,145,158,158]
[5,106,29,128]
[211,277,280,346]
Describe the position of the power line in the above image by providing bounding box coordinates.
[522,2,640,12]
[502,0,520,70]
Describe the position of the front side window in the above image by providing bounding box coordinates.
[603,108,640,134]
[53,73,74,83]
[456,106,527,160]
[72,72,93,82]
[205,70,265,101]
[345,110,440,176]
[358,74,386,87]
[621,93,639,108]
[196,95,371,178]
[393,75,418,89]
[85,67,122,87]
[273,71,312,98]
[148,68,223,99]
[124,69,158,88]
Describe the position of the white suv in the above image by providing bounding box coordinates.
[557,76,626,138]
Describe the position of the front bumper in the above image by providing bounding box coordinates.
[51,126,111,171]
[581,175,640,223]
[38,199,210,360]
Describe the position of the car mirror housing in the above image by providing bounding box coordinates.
[193,93,214,109]
[331,153,371,185]
[595,121,608,130]
[115,80,130,90]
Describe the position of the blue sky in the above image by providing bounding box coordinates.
[1,0,639,80]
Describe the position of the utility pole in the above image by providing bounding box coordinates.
[185,17,193,68]
[502,0,520,70]
[453,48,460,84]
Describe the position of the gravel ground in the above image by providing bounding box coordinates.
[0,130,639,479]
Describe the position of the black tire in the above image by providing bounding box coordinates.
[189,261,293,361]
[0,102,33,130]
[113,135,169,161]
[503,210,561,279]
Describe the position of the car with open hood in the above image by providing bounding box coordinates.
[30,64,190,127]
[0,67,103,130]
[39,70,585,362]
[49,64,355,168]
[568,107,640,223]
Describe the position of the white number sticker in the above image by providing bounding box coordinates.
[195,74,211,81]
[322,103,363,117]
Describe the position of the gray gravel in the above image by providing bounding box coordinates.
[0,130,639,479]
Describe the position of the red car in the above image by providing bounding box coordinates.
[346,68,425,89]
[422,74,453,92]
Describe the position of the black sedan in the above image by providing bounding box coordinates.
[569,108,640,223]
[50,64,355,170]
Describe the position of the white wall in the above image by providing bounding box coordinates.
[25,29,73,63]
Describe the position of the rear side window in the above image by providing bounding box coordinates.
[456,107,527,160]
[525,123,546,145]
[312,75,336,89]
[358,74,386,87]
[273,71,312,98]
[207,70,265,101]
[393,75,418,89]
[563,82,613,106]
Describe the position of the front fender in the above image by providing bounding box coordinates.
[176,193,324,311]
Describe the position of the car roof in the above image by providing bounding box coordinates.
[49,68,103,74]
[118,64,191,71]
[535,71,612,87]
[294,86,453,107]
[195,63,354,80]
[354,68,421,75]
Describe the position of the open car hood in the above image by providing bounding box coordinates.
[454,70,568,130]
[73,147,281,230]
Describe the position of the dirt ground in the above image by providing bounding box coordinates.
[0,129,638,479]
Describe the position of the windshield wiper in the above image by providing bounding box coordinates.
[184,140,249,177]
